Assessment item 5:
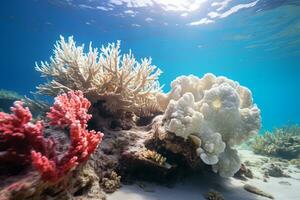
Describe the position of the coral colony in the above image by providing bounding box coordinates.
[157,74,261,177]
[251,125,300,159]
[35,36,161,116]
[0,36,263,199]
[0,91,103,182]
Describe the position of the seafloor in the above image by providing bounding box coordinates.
[108,149,300,200]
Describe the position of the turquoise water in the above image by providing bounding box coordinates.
[1,0,300,130]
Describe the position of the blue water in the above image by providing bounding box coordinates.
[1,0,300,131]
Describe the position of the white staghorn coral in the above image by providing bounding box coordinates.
[158,73,261,177]
[36,36,162,115]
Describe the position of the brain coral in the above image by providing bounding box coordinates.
[157,73,261,177]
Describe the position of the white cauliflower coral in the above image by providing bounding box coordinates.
[158,73,261,177]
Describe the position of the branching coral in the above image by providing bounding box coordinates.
[158,73,261,177]
[47,90,92,128]
[0,91,103,182]
[0,101,54,171]
[251,125,300,159]
[36,36,162,116]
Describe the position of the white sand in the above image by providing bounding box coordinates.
[108,150,300,200]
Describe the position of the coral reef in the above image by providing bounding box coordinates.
[47,90,93,128]
[1,36,265,199]
[251,125,300,159]
[157,73,261,177]
[0,101,53,175]
[32,91,104,182]
[0,91,103,184]
[36,36,162,117]
[0,162,106,200]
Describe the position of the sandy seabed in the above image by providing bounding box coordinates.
[107,150,300,200]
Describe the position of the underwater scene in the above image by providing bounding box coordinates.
[0,0,300,199]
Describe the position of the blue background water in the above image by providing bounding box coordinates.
[1,0,300,131]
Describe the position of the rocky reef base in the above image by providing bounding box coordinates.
[1,101,299,200]
[0,104,207,200]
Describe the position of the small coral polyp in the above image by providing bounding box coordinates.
[36,36,162,116]
[0,90,103,182]
[157,73,261,177]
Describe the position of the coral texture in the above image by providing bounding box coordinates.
[251,125,300,159]
[32,91,103,182]
[0,101,53,171]
[158,73,261,177]
[36,36,162,116]
[47,90,92,128]
[0,91,103,183]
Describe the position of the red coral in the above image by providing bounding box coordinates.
[32,90,103,182]
[31,121,103,182]
[0,91,103,183]
[0,101,54,171]
[47,90,92,128]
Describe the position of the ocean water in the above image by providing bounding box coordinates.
[1,0,300,131]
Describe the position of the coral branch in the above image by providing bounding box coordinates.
[0,91,103,183]
[47,90,92,128]
[36,36,162,116]
[32,91,103,182]
[0,101,53,170]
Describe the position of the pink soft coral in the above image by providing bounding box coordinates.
[0,101,54,169]
[0,91,103,183]
[31,121,102,182]
[47,90,92,128]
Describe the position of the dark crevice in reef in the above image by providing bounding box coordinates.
[0,162,29,177]
[73,181,93,196]
[89,101,135,131]
[136,115,158,127]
